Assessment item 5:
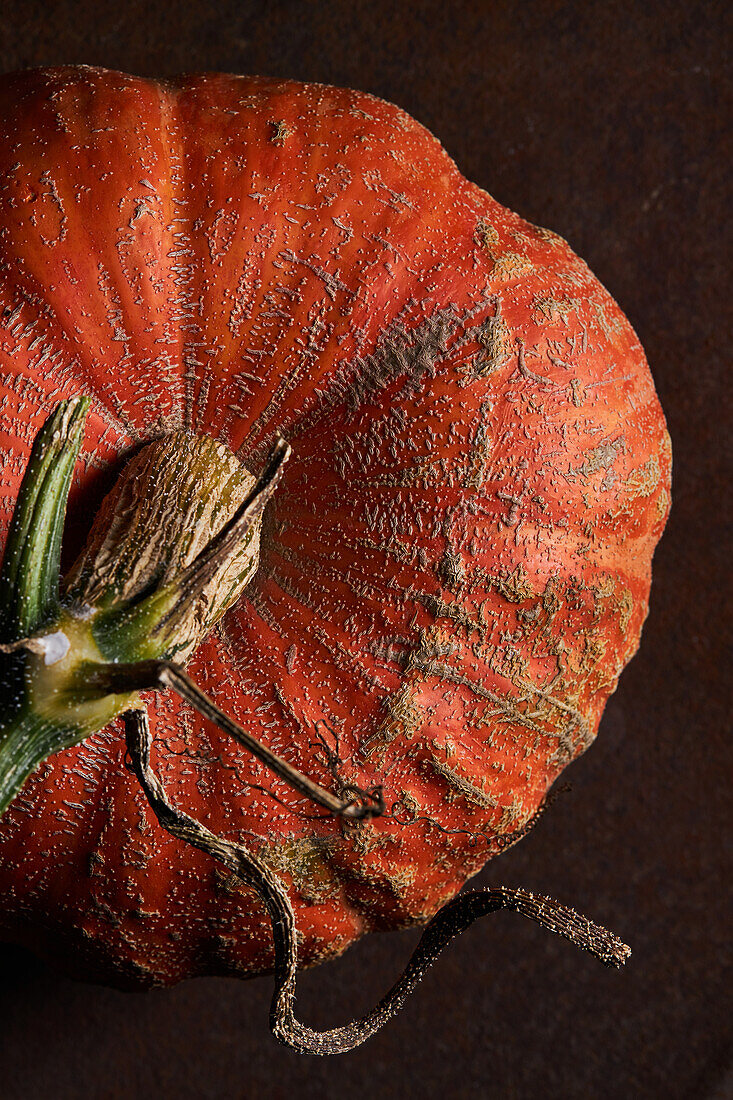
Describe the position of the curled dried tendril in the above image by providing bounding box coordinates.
[121,703,629,1056]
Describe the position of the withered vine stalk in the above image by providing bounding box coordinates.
[124,707,630,1056]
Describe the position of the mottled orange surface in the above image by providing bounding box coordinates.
[0,68,670,988]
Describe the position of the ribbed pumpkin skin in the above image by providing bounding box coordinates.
[0,67,670,988]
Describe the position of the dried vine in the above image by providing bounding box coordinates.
[124,707,630,1056]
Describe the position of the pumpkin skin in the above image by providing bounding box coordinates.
[0,66,670,989]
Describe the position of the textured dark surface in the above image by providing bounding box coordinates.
[0,2,729,1098]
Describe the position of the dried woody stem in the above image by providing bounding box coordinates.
[125,708,630,1057]
[151,436,292,643]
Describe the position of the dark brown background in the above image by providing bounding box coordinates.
[0,1,730,1097]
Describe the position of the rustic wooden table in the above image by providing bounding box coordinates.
[0,2,729,1097]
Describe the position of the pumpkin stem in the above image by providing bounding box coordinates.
[125,707,629,1056]
[152,435,291,639]
[0,410,316,818]
[0,402,375,823]
[70,433,290,666]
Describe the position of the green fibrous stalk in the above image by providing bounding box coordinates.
[0,398,90,642]
[0,397,115,812]
[0,399,285,816]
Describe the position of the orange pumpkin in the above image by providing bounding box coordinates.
[0,67,669,1048]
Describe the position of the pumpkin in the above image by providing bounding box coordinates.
[0,67,669,1049]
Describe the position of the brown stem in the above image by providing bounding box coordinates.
[94,659,382,821]
[124,708,630,1057]
[153,435,291,640]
